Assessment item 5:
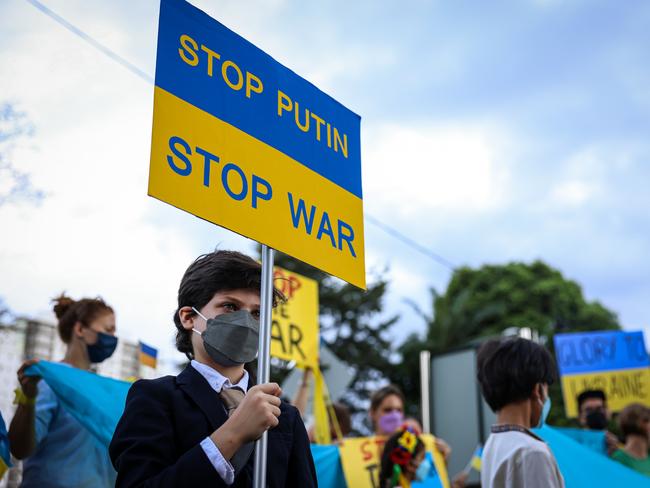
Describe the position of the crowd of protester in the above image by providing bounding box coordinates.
[2,249,650,487]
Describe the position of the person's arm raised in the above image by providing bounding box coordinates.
[8,359,40,459]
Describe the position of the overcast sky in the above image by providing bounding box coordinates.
[1,0,649,372]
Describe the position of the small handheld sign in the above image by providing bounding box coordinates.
[271,266,319,369]
[150,1,363,486]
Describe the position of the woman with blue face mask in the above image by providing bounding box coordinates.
[8,294,118,488]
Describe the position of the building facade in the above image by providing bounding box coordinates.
[0,317,154,488]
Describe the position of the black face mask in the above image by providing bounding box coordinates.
[585,410,608,430]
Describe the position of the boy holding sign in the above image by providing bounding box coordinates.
[109,250,317,487]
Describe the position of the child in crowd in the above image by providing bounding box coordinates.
[109,250,317,487]
[477,337,564,488]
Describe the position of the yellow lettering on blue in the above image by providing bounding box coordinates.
[177,34,264,98]
[276,90,349,159]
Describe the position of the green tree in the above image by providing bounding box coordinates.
[267,251,398,427]
[391,260,620,423]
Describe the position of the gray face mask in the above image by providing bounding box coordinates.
[192,308,259,366]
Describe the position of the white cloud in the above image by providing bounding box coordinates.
[550,179,596,206]
[362,122,511,218]
[0,1,253,373]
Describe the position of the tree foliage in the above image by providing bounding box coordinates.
[390,260,620,421]
[267,251,398,422]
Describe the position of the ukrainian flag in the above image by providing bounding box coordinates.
[139,342,158,369]
[0,412,12,480]
[470,445,483,471]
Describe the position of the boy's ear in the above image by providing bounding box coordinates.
[530,383,541,402]
[178,306,196,330]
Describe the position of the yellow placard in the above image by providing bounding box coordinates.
[313,367,331,445]
[339,435,450,488]
[270,266,319,368]
[561,367,650,417]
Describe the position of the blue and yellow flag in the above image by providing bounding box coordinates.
[25,361,130,447]
[470,445,483,471]
[139,342,158,369]
[0,412,13,480]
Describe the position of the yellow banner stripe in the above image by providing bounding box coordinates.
[561,367,650,417]
[139,353,157,368]
[149,87,366,288]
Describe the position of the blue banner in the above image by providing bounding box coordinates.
[554,330,649,375]
[0,411,12,478]
[552,427,607,456]
[25,361,130,447]
[534,425,650,487]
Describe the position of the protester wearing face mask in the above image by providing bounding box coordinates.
[477,337,564,488]
[109,250,317,488]
[370,385,407,436]
[9,294,118,488]
[577,390,620,455]
[369,386,452,461]
[379,425,431,488]
[612,403,650,476]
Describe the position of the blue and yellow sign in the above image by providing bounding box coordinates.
[149,0,365,288]
[554,330,650,417]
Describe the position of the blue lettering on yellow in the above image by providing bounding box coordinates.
[167,136,192,176]
[287,193,356,257]
[288,192,316,234]
[252,175,272,209]
[221,163,248,201]
[165,135,275,211]
[337,220,356,257]
[196,146,220,187]
[316,211,335,247]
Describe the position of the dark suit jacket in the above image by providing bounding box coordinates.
[109,365,317,488]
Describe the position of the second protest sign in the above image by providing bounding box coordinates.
[270,266,319,369]
[554,330,650,417]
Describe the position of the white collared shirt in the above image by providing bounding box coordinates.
[192,360,249,485]
[481,430,565,488]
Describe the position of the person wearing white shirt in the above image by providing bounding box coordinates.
[477,337,564,488]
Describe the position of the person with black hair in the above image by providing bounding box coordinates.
[109,250,317,488]
[477,337,564,488]
[577,389,620,454]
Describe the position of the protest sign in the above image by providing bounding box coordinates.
[338,435,450,488]
[554,330,650,417]
[149,0,365,288]
[270,266,319,368]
